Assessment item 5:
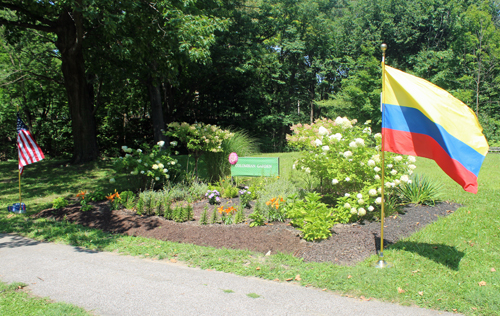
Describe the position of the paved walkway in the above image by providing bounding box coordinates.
[0,234,459,316]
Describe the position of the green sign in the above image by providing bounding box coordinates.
[231,157,280,177]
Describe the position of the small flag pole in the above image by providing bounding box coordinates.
[374,43,391,268]
[17,106,22,205]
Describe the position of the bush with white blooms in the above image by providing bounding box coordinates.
[287,116,416,221]
[112,141,181,189]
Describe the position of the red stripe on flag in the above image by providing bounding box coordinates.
[383,128,479,193]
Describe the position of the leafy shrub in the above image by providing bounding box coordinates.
[287,117,416,221]
[248,205,266,227]
[188,181,209,200]
[119,191,136,209]
[113,141,181,190]
[165,122,234,176]
[222,186,238,198]
[397,174,443,206]
[285,192,351,241]
[52,197,68,209]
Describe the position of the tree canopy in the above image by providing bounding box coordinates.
[1,0,499,161]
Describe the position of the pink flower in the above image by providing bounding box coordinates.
[228,152,238,165]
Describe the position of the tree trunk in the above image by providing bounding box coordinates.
[55,6,98,163]
[147,73,168,145]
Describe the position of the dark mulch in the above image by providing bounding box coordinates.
[34,199,460,266]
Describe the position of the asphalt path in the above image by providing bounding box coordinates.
[0,234,460,316]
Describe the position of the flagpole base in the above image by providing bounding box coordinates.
[373,252,392,268]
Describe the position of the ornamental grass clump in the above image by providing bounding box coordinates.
[287,116,416,222]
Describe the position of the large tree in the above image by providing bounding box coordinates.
[0,1,100,162]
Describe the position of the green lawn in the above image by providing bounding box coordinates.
[0,153,499,315]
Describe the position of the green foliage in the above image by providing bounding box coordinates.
[209,208,219,224]
[165,122,233,175]
[254,178,303,220]
[222,186,238,199]
[199,205,209,225]
[205,189,221,205]
[264,197,287,222]
[285,192,344,241]
[112,142,181,190]
[234,206,245,224]
[51,197,68,209]
[397,174,443,206]
[288,117,416,221]
[119,191,136,210]
[79,200,93,212]
[248,205,266,227]
[238,187,253,208]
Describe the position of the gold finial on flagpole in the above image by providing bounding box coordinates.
[374,43,392,268]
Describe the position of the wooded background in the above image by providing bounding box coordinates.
[1,0,499,162]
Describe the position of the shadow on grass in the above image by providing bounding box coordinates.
[0,212,120,252]
[389,241,465,270]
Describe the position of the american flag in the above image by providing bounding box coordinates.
[17,113,44,174]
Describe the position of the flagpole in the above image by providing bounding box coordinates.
[374,43,391,268]
[17,106,22,205]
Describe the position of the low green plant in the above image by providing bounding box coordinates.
[205,189,221,205]
[106,190,122,210]
[397,174,443,206]
[199,205,209,225]
[86,190,107,202]
[248,205,266,227]
[120,191,136,209]
[136,191,161,216]
[76,191,93,212]
[210,208,219,224]
[234,206,245,224]
[264,196,287,222]
[239,187,253,208]
[285,192,346,241]
[222,186,238,198]
[217,205,236,225]
[51,197,68,209]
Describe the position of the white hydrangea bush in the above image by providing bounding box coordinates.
[112,141,181,188]
[287,117,416,221]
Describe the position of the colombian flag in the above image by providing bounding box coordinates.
[382,65,489,194]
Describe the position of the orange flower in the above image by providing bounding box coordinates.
[266,201,271,206]
[226,206,235,214]
[106,190,120,202]
[217,206,224,214]
[76,191,87,200]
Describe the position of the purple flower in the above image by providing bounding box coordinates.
[209,194,214,199]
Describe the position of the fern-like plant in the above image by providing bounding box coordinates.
[210,208,219,224]
[199,206,209,225]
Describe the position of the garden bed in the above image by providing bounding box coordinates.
[34,199,459,266]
